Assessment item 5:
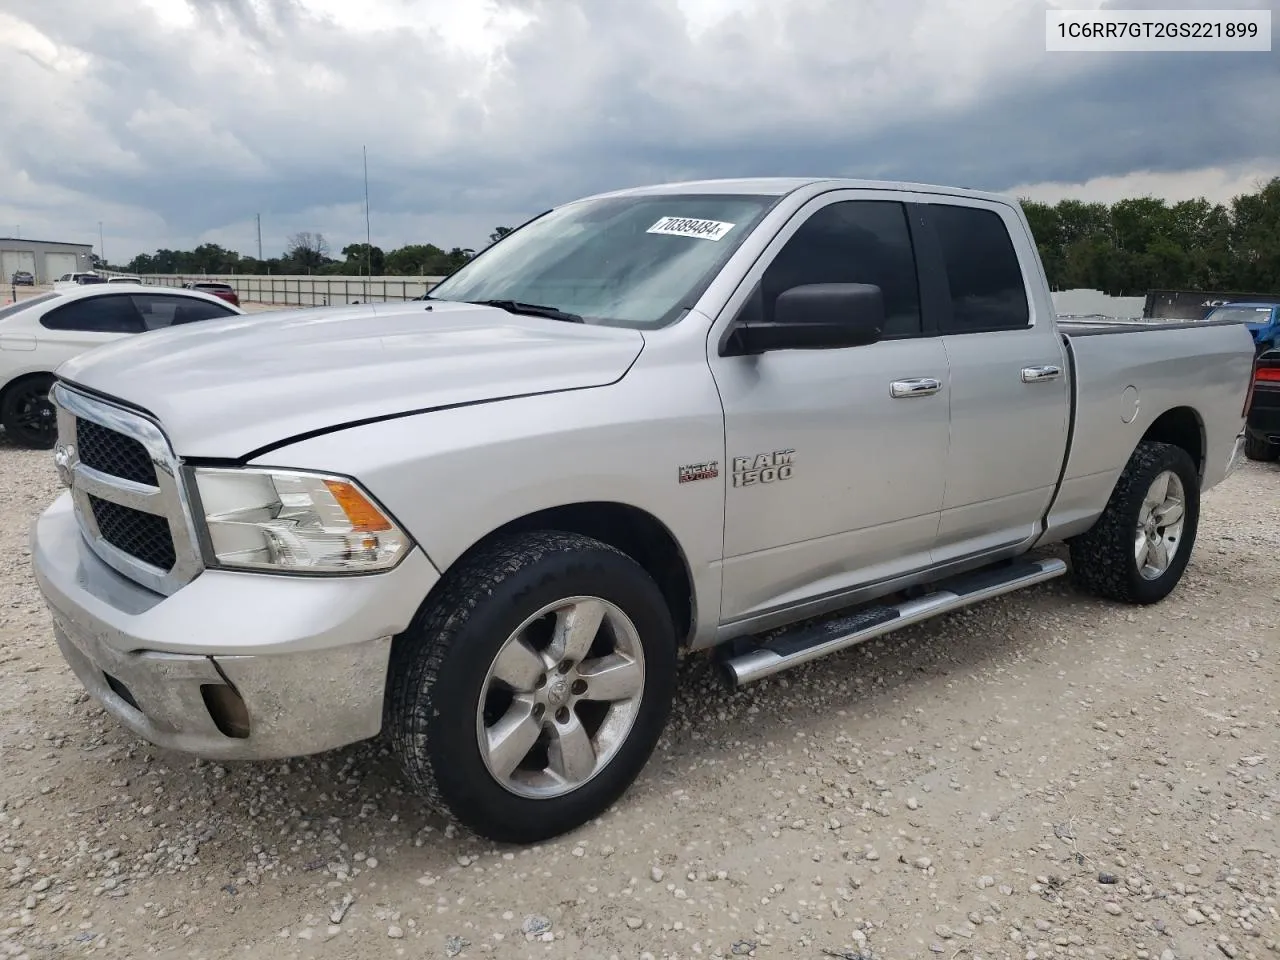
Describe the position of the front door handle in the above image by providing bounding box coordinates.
[1021,365,1062,383]
[890,377,942,398]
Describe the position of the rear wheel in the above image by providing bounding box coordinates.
[386,530,677,843]
[1069,441,1200,605]
[1244,429,1279,462]
[1,375,57,449]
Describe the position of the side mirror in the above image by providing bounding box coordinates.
[723,283,885,356]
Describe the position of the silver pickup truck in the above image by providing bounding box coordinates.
[32,178,1255,843]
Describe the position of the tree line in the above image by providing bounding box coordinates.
[121,227,515,278]
[119,179,1280,295]
[1020,176,1278,294]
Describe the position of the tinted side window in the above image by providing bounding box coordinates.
[928,204,1030,333]
[40,296,145,334]
[165,297,237,326]
[756,200,921,338]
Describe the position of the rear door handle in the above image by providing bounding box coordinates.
[890,377,942,398]
[1021,365,1062,383]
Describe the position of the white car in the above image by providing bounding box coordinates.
[0,285,244,448]
[107,275,143,285]
[52,272,102,291]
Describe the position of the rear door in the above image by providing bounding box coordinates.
[708,192,952,623]
[920,200,1071,563]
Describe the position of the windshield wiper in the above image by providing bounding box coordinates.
[470,299,585,323]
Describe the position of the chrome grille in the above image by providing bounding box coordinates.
[52,383,203,596]
[87,495,177,571]
[76,418,157,487]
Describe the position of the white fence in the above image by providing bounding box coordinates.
[112,274,1149,319]
[1050,288,1146,320]
[122,274,447,307]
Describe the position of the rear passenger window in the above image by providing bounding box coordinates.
[131,294,236,329]
[754,200,922,339]
[928,204,1030,333]
[40,296,145,334]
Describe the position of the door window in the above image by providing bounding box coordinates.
[928,204,1030,333]
[40,295,145,333]
[748,200,923,339]
[131,294,236,329]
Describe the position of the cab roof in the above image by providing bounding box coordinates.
[580,176,1019,206]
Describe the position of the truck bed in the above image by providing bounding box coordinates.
[1043,317,1255,542]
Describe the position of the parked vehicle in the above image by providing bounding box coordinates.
[10,270,34,286]
[32,178,1255,843]
[184,281,240,306]
[1144,288,1280,321]
[1203,302,1280,354]
[1245,347,1280,461]
[107,275,143,285]
[52,272,100,291]
[0,285,244,448]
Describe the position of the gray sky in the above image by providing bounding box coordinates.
[2,0,1277,264]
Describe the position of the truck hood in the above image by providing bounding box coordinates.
[56,300,646,458]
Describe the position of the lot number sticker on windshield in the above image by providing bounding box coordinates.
[647,216,736,241]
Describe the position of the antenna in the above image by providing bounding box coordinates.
[256,213,263,261]
[363,146,372,281]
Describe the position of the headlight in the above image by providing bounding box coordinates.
[192,467,411,573]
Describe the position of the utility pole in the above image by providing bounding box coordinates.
[363,146,372,282]
[256,213,263,261]
[98,221,105,268]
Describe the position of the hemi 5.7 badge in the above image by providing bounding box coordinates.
[732,449,794,487]
[679,461,720,484]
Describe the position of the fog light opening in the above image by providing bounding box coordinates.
[201,683,251,739]
[103,672,139,711]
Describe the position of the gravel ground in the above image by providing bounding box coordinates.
[1,444,1277,960]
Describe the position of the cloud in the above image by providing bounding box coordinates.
[1,0,1277,262]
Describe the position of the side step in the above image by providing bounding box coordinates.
[722,557,1068,687]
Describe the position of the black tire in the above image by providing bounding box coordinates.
[1244,429,1279,462]
[1069,441,1200,605]
[386,530,678,843]
[1,375,57,450]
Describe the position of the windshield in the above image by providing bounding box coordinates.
[0,292,58,320]
[1209,305,1274,324]
[427,193,777,329]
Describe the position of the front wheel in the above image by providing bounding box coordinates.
[386,531,677,843]
[1069,441,1200,605]
[1,375,57,449]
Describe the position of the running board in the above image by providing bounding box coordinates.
[722,557,1068,687]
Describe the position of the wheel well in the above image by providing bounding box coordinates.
[1141,406,1205,477]
[462,502,695,644]
[0,372,55,410]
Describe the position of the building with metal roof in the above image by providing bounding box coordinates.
[1,238,95,285]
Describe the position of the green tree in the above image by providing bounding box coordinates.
[338,243,385,275]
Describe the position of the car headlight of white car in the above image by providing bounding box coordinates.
[192,467,411,573]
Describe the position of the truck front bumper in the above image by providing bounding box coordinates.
[31,492,438,761]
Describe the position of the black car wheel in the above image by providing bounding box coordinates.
[2,376,58,449]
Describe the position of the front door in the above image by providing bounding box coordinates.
[707,193,951,624]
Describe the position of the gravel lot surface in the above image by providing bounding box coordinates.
[1,444,1276,960]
